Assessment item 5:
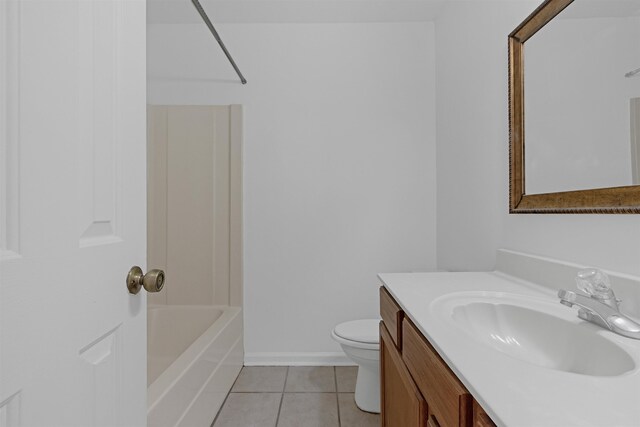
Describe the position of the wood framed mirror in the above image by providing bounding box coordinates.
[509,0,640,213]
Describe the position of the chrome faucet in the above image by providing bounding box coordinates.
[558,269,640,340]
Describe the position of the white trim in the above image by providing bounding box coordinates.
[244,352,355,366]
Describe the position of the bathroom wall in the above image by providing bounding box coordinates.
[435,1,640,276]
[148,22,437,362]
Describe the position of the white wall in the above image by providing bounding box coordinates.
[435,1,640,276]
[148,22,437,362]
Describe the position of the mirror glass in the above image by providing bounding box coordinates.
[524,0,640,195]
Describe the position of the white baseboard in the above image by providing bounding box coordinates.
[244,352,355,366]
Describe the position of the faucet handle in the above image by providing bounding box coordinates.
[576,268,610,294]
[575,269,620,308]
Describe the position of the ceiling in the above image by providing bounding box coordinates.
[147,0,448,24]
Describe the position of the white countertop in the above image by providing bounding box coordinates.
[379,255,640,427]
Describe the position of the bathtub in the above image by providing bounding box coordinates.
[147,305,243,427]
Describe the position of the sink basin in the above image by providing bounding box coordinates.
[433,292,636,376]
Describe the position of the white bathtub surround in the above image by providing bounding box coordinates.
[148,306,223,385]
[147,105,243,307]
[146,105,244,426]
[148,305,243,427]
[379,250,640,427]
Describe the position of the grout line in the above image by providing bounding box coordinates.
[334,366,341,427]
[240,391,337,394]
[211,365,245,426]
[228,365,243,392]
[275,366,289,426]
[283,365,289,393]
[212,366,360,427]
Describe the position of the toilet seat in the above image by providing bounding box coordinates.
[332,319,380,350]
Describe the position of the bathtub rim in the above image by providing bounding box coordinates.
[147,305,242,412]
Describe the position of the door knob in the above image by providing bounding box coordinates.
[127,266,165,294]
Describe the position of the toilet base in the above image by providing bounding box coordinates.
[354,364,380,413]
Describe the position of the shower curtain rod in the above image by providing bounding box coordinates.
[191,0,247,84]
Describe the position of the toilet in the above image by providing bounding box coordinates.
[331,319,380,413]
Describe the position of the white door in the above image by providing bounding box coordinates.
[0,0,148,425]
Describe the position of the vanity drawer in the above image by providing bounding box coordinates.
[380,286,404,349]
[402,319,472,427]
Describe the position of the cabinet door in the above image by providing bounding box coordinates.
[381,322,427,427]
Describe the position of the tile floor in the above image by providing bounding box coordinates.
[212,366,380,427]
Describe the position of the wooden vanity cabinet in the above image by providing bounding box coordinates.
[380,287,496,427]
[380,322,428,427]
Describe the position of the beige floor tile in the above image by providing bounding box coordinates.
[338,393,380,427]
[232,366,288,392]
[277,393,339,427]
[213,393,281,427]
[284,366,336,392]
[336,366,358,392]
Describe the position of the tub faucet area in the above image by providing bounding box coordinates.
[558,269,640,340]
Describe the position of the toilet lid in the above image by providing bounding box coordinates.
[334,319,380,344]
